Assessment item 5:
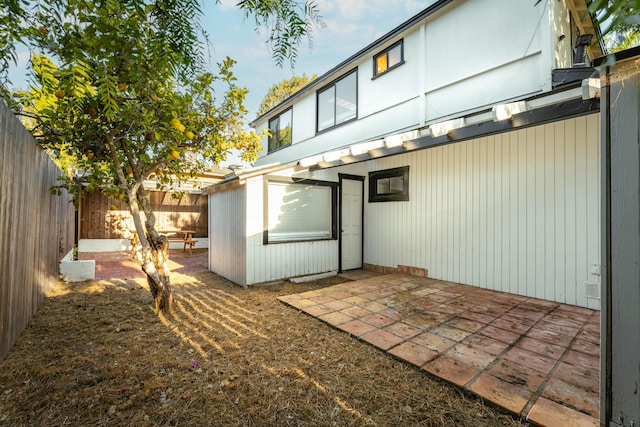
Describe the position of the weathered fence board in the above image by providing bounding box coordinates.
[79,190,208,239]
[0,101,74,360]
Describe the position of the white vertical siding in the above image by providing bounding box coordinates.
[209,186,247,285]
[244,176,339,285]
[361,114,600,308]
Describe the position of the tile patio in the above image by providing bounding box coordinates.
[278,272,600,427]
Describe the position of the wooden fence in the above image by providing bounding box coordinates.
[0,101,75,360]
[79,190,208,239]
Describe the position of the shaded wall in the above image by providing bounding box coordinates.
[0,101,75,360]
[80,190,208,239]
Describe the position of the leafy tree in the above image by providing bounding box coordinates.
[257,73,317,116]
[5,0,323,312]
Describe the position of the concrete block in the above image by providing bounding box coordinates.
[59,259,95,282]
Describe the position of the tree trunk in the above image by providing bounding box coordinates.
[127,187,173,312]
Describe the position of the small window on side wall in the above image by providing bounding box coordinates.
[268,108,292,152]
[373,40,404,78]
[369,166,409,202]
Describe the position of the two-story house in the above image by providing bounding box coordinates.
[207,0,604,309]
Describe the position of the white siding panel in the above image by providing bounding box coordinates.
[209,186,247,285]
[358,114,600,307]
[244,176,339,285]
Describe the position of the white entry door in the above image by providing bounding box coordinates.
[340,176,364,271]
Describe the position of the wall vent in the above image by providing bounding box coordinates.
[584,281,600,299]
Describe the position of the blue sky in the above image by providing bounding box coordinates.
[203,0,434,119]
[7,1,433,124]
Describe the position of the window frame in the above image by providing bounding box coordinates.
[368,166,410,202]
[316,68,358,134]
[263,176,338,244]
[372,40,404,79]
[267,108,293,153]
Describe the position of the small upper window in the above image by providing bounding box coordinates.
[268,108,292,152]
[373,40,404,78]
[369,166,409,202]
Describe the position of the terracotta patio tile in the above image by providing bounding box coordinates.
[577,327,600,345]
[383,322,422,340]
[431,303,466,316]
[517,337,567,360]
[361,312,396,328]
[463,334,510,356]
[446,343,496,370]
[338,319,378,337]
[379,308,403,321]
[544,314,586,330]
[541,377,599,418]
[527,327,574,347]
[318,311,353,326]
[360,329,406,350]
[445,317,485,332]
[302,304,334,317]
[324,299,354,311]
[431,324,472,342]
[404,313,447,329]
[308,295,336,304]
[340,305,371,318]
[288,298,318,309]
[501,312,539,327]
[468,374,532,415]
[535,319,581,338]
[423,356,479,387]
[389,342,438,367]
[509,307,546,323]
[527,397,599,427]
[342,295,370,305]
[555,304,595,317]
[491,317,533,335]
[503,347,556,375]
[327,290,355,299]
[361,301,386,313]
[479,324,521,345]
[411,331,456,352]
[571,338,600,358]
[564,350,600,371]
[460,310,498,324]
[553,361,599,393]
[488,357,546,392]
[277,294,302,304]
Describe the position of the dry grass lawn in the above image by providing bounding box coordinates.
[0,269,531,426]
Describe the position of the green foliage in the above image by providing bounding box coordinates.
[588,0,640,39]
[11,1,262,206]
[237,0,325,67]
[257,73,317,116]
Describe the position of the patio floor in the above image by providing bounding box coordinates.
[278,271,600,427]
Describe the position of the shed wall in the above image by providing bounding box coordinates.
[244,177,338,285]
[209,186,247,285]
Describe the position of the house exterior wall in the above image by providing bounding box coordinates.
[287,114,600,308]
[209,185,247,285]
[254,0,563,167]
[243,176,338,285]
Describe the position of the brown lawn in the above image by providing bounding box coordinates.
[0,270,530,426]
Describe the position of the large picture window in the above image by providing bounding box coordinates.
[268,108,292,152]
[264,178,338,243]
[373,40,404,78]
[368,166,409,202]
[317,69,357,132]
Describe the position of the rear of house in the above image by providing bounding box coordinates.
[208,0,603,309]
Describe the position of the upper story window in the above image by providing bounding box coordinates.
[373,40,404,78]
[268,108,292,152]
[317,69,357,133]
